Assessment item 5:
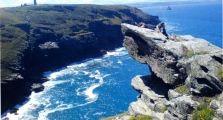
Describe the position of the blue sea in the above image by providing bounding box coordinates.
[2,1,222,120]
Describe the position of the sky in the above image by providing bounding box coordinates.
[0,0,193,8]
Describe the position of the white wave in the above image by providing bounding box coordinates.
[2,92,42,120]
[2,47,127,120]
[84,111,91,120]
[83,71,89,75]
[89,70,110,83]
[38,103,74,120]
[104,47,127,57]
[43,80,69,91]
[70,78,75,85]
[38,98,97,120]
[2,78,71,120]
[76,70,110,102]
[93,112,106,116]
[84,84,100,101]
[117,60,123,65]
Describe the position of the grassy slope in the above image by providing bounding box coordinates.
[1,4,159,81]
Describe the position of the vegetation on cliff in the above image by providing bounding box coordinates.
[0,4,159,81]
[1,4,160,114]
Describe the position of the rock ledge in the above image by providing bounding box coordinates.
[121,23,223,120]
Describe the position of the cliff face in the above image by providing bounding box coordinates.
[122,23,223,120]
[1,5,160,114]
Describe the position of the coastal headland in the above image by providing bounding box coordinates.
[1,4,160,114]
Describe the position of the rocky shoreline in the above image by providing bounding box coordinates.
[1,5,160,115]
[120,23,223,120]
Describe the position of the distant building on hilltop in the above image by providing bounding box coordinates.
[21,0,36,7]
[34,0,37,5]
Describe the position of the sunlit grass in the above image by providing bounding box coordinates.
[192,104,214,120]
[129,115,153,120]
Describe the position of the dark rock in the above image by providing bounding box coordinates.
[9,108,19,114]
[39,42,59,49]
[210,93,223,119]
[2,117,9,120]
[41,77,50,82]
[0,23,5,28]
[165,95,199,119]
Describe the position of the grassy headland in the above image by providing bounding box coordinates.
[0,4,160,114]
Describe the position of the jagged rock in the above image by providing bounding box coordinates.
[9,108,19,114]
[217,109,223,119]
[168,89,182,100]
[129,75,170,118]
[39,42,59,49]
[210,99,220,110]
[153,113,164,120]
[210,93,223,119]
[163,111,179,120]
[165,95,199,119]
[31,83,44,92]
[213,117,221,120]
[128,98,155,117]
[41,77,50,81]
[122,23,223,96]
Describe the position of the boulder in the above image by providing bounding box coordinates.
[210,93,223,119]
[168,89,182,100]
[165,95,199,119]
[9,107,19,114]
[129,75,170,118]
[39,42,59,49]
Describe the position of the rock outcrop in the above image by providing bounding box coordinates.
[121,23,223,120]
[31,83,45,92]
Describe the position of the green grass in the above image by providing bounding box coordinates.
[217,66,223,81]
[185,51,209,58]
[192,104,214,120]
[100,112,128,120]
[181,45,209,58]
[1,4,160,81]
[192,96,216,106]
[161,105,167,113]
[174,83,190,95]
[129,115,153,120]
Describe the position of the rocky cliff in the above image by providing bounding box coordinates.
[121,23,223,120]
[1,5,160,114]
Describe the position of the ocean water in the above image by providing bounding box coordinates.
[140,1,222,48]
[2,48,150,120]
[2,2,222,120]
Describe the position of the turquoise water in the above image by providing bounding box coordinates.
[2,2,222,120]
